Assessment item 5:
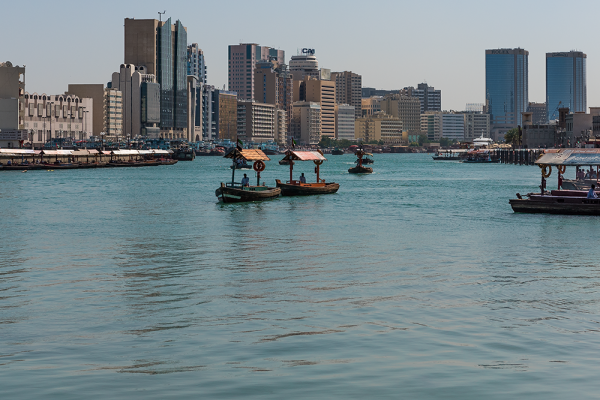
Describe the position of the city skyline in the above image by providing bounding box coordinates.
[3,0,599,111]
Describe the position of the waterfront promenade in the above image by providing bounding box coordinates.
[1,154,599,399]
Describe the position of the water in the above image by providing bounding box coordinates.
[1,154,600,399]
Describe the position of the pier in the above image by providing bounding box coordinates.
[493,148,544,165]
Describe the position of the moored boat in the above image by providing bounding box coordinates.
[510,148,600,215]
[331,148,344,155]
[432,149,468,160]
[276,149,339,196]
[215,147,280,203]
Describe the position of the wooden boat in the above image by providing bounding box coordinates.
[461,149,499,163]
[349,149,373,174]
[215,148,280,203]
[432,149,468,160]
[331,148,344,155]
[276,149,339,196]
[510,149,600,215]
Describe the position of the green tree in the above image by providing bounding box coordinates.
[418,134,430,146]
[504,128,519,145]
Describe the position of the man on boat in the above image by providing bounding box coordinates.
[587,184,598,199]
[241,173,250,187]
[299,173,306,183]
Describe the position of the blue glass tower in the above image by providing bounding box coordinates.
[485,48,528,136]
[546,51,586,121]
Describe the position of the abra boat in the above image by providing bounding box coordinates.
[215,148,280,203]
[432,149,467,160]
[510,149,600,215]
[461,149,499,163]
[275,149,339,196]
[348,149,373,174]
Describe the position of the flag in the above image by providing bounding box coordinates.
[292,138,297,148]
[237,138,243,150]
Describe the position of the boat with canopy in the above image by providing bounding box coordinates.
[215,148,281,203]
[275,149,339,196]
[510,149,600,215]
[348,149,373,173]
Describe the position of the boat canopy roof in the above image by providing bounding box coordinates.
[224,148,270,161]
[536,149,600,166]
[284,150,327,161]
[355,149,373,157]
[0,149,35,154]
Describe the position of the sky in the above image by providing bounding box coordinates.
[3,0,599,111]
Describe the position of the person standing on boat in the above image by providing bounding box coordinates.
[241,174,250,187]
[587,184,598,199]
[299,173,306,183]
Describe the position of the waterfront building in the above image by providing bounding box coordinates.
[187,43,206,85]
[23,92,93,148]
[362,97,382,117]
[485,48,529,141]
[219,91,238,141]
[229,43,284,101]
[355,113,403,144]
[564,112,592,147]
[237,100,277,143]
[254,59,293,132]
[362,88,398,98]
[527,102,547,125]
[0,61,27,147]
[293,76,336,138]
[104,88,123,139]
[331,71,362,119]
[124,18,188,139]
[442,113,465,141]
[461,112,491,141]
[275,109,287,144]
[66,84,105,136]
[289,49,320,81]
[110,64,160,139]
[401,83,441,114]
[335,104,355,140]
[521,112,556,148]
[187,43,207,142]
[546,51,587,122]
[291,101,321,145]
[420,111,443,141]
[202,85,219,141]
[380,94,421,134]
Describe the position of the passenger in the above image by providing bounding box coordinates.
[585,169,591,179]
[299,173,306,183]
[588,184,598,199]
[591,169,598,179]
[241,173,250,187]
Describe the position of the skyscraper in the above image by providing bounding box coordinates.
[485,48,529,140]
[228,43,285,100]
[124,18,188,139]
[331,71,362,119]
[546,51,587,121]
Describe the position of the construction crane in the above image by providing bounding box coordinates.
[549,101,562,121]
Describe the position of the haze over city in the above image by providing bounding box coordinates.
[4,0,600,111]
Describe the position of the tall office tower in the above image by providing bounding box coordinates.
[331,71,362,119]
[228,43,285,100]
[527,102,547,125]
[188,43,206,85]
[293,76,336,138]
[289,49,320,81]
[124,17,188,139]
[485,48,528,140]
[111,64,160,138]
[400,83,441,114]
[546,51,586,122]
[254,59,294,131]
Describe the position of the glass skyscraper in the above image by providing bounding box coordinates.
[485,48,528,136]
[546,51,586,121]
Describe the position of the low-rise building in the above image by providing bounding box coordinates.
[355,113,403,144]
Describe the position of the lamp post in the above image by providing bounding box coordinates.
[82,110,89,145]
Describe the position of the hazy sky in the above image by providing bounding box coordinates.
[4,0,599,111]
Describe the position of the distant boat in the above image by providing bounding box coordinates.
[349,149,373,174]
[331,148,344,155]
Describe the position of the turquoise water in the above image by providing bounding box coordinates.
[2,154,600,399]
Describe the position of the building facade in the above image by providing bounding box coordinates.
[254,59,294,131]
[362,96,382,117]
[485,48,529,141]
[335,104,355,140]
[289,51,320,81]
[294,76,336,138]
[401,83,441,114]
[546,51,587,122]
[379,94,421,134]
[442,113,465,141]
[461,112,491,141]
[291,101,321,145]
[527,102,547,125]
[331,71,362,119]
[124,18,188,139]
[420,111,443,141]
[104,88,123,139]
[0,61,27,147]
[237,100,277,143]
[219,91,238,141]
[228,43,284,101]
[355,113,403,144]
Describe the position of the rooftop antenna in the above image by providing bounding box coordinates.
[158,10,166,22]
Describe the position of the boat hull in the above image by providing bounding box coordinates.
[275,179,339,196]
[215,184,281,203]
[510,195,600,215]
[348,166,373,174]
